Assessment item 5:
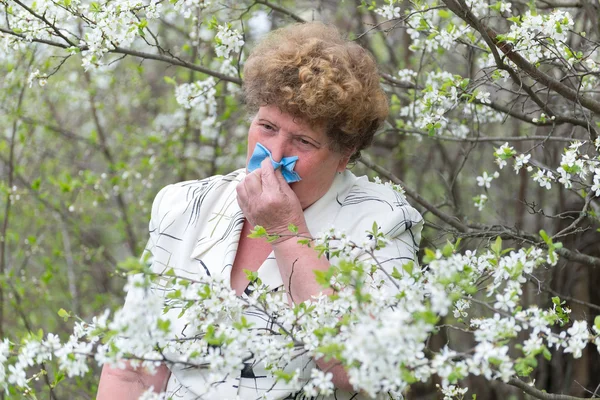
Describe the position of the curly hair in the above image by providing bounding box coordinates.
[242,22,389,162]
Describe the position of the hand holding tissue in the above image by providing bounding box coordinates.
[247,143,302,183]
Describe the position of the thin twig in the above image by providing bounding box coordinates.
[253,0,305,22]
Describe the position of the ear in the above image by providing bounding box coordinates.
[336,149,355,172]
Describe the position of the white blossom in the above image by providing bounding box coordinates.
[214,25,244,59]
[375,0,401,20]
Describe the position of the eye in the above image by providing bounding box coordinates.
[261,123,275,131]
[295,137,316,148]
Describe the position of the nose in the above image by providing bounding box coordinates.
[265,134,288,163]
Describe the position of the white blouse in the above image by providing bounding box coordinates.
[124,168,423,400]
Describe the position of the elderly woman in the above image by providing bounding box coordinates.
[98,22,422,399]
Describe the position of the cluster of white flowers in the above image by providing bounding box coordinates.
[438,383,468,400]
[481,140,600,209]
[174,78,220,139]
[172,0,212,19]
[1,214,599,399]
[495,2,512,14]
[514,153,532,173]
[398,69,504,139]
[403,3,473,54]
[214,25,244,60]
[532,169,554,190]
[375,0,401,20]
[397,68,418,83]
[464,0,489,18]
[503,10,574,65]
[175,78,217,109]
[531,142,598,193]
[399,71,459,134]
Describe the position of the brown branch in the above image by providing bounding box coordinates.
[253,0,306,23]
[384,128,584,143]
[483,97,596,135]
[110,47,242,85]
[358,156,470,232]
[552,192,593,239]
[533,1,584,8]
[360,157,600,268]
[381,73,418,90]
[508,377,587,400]
[0,28,242,85]
[534,280,600,312]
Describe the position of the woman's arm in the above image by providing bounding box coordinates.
[237,160,354,390]
[97,362,171,399]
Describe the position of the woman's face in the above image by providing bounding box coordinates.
[246,105,351,209]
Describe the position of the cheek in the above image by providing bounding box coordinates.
[245,129,258,161]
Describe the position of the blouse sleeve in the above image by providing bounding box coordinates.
[331,179,423,291]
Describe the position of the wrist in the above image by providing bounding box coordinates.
[270,221,310,246]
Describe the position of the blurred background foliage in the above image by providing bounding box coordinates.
[1,0,600,398]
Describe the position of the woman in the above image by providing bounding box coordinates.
[98,22,422,399]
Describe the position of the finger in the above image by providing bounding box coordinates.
[260,157,281,188]
[236,181,249,209]
[245,175,263,200]
[272,164,288,187]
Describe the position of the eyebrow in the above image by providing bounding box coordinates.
[257,118,323,146]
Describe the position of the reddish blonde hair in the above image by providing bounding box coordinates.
[243,22,389,162]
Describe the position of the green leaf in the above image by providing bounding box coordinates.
[248,225,267,238]
[297,238,311,246]
[58,308,70,321]
[539,229,551,245]
[157,318,171,333]
[491,236,502,255]
[288,223,298,234]
[52,371,65,388]
[542,347,552,361]
[594,315,600,331]
[244,269,259,282]
[163,76,177,86]
[552,296,562,307]
[31,177,41,191]
[438,9,451,18]
[442,241,454,257]
[423,248,437,264]
[507,16,521,24]
[402,261,414,276]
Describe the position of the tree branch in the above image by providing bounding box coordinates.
[384,128,583,143]
[0,28,242,85]
[360,157,600,268]
[253,0,306,23]
[111,47,242,85]
[359,156,470,233]
[508,377,587,400]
